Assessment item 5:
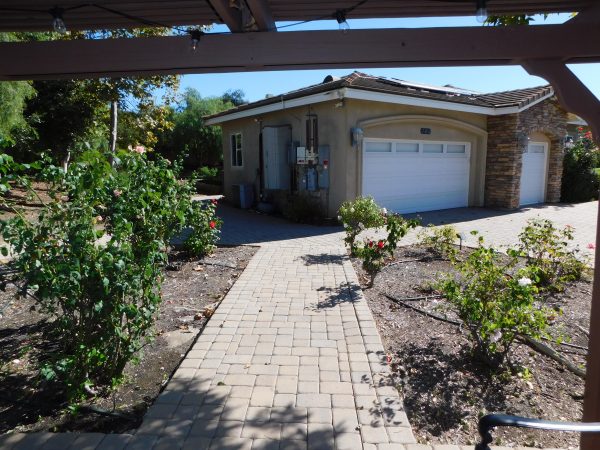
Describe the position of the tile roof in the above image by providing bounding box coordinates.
[206,71,554,120]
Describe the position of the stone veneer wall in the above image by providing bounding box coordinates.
[485,97,568,209]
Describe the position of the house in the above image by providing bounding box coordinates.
[205,71,568,217]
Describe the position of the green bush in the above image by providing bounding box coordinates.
[1,149,221,400]
[440,235,552,367]
[195,166,222,185]
[282,194,324,224]
[355,213,418,287]
[561,130,599,203]
[514,218,587,292]
[338,197,385,255]
[419,224,459,260]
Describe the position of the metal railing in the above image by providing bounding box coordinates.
[476,414,600,450]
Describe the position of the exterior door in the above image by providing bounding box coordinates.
[520,142,547,206]
[262,126,291,190]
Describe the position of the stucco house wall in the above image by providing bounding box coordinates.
[220,98,490,217]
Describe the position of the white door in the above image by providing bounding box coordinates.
[362,139,470,214]
[262,126,291,190]
[520,142,547,206]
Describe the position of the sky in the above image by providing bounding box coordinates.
[176,14,600,103]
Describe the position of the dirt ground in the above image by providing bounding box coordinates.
[0,245,257,435]
[353,245,590,449]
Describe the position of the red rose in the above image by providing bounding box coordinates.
[377,240,385,249]
[368,241,374,248]
[209,221,216,229]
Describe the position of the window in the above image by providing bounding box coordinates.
[396,142,419,153]
[230,133,243,167]
[529,144,545,154]
[365,141,392,153]
[423,143,443,154]
[447,144,466,154]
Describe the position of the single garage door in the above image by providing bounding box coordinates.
[519,142,547,206]
[362,138,470,214]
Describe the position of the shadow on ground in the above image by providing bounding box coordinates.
[395,342,509,438]
[315,283,362,309]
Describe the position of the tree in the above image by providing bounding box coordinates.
[155,88,238,170]
[0,34,35,147]
[4,30,179,165]
[222,89,247,106]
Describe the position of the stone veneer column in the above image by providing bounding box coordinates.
[485,98,568,209]
[485,113,521,209]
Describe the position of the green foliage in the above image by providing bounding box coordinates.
[514,219,587,292]
[4,31,179,165]
[440,235,552,367]
[1,150,220,400]
[355,213,418,287]
[0,78,35,147]
[155,88,238,171]
[338,197,385,255]
[561,130,599,203]
[419,224,460,260]
[185,198,222,256]
[195,166,222,185]
[282,194,324,224]
[384,214,420,256]
[356,239,388,287]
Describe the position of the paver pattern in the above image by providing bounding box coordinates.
[1,202,592,449]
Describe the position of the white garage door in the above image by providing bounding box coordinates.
[520,142,547,206]
[362,138,470,214]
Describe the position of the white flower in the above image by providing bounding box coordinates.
[490,330,502,343]
[518,277,532,287]
[350,208,355,213]
[337,215,342,221]
[343,223,348,228]
[358,222,364,230]
[382,208,388,215]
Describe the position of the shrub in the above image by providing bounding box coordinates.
[338,196,385,255]
[185,198,221,255]
[282,194,324,224]
[418,224,460,260]
[561,130,599,203]
[1,149,221,400]
[440,236,552,367]
[355,213,418,287]
[195,166,221,185]
[515,218,587,291]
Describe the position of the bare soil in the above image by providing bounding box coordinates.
[353,245,590,449]
[0,245,257,435]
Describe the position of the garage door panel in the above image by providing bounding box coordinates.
[362,139,470,214]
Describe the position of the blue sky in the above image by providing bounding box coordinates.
[177,14,600,103]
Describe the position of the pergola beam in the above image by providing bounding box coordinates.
[1,24,600,81]
[207,0,243,33]
[246,0,276,31]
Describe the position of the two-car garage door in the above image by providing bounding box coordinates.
[362,138,470,214]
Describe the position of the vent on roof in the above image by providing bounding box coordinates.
[323,75,341,84]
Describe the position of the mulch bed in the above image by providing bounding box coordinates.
[353,245,590,449]
[0,245,257,435]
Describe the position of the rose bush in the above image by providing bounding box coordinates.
[1,149,221,400]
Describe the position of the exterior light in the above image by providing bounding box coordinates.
[51,7,67,34]
[350,127,364,148]
[476,0,488,23]
[335,10,350,32]
[190,29,203,51]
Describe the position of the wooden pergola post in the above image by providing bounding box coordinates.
[522,58,600,449]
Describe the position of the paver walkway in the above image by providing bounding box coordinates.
[1,203,591,449]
